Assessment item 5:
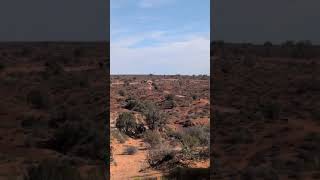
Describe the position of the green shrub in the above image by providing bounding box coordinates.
[115,112,145,137]
[116,112,137,133]
[144,106,167,130]
[182,126,210,147]
[123,99,146,112]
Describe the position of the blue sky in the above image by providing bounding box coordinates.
[111,0,210,75]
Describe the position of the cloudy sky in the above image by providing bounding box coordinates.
[111,0,210,75]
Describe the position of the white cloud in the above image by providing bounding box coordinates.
[112,30,168,47]
[138,0,175,8]
[111,34,210,75]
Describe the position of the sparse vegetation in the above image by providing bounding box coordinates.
[0,43,108,179]
[144,130,162,147]
[24,159,81,180]
[111,74,210,178]
[144,105,167,130]
[147,145,175,168]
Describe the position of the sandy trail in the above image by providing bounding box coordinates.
[111,138,161,180]
[110,112,162,179]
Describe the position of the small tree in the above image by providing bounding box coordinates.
[116,112,137,135]
[144,106,167,131]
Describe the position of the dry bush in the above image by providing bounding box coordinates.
[24,159,81,180]
[144,105,167,130]
[182,126,210,147]
[111,129,128,143]
[144,130,162,148]
[147,145,175,168]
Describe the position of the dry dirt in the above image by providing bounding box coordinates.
[0,42,109,179]
[212,43,320,180]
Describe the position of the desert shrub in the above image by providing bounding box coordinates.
[144,130,162,147]
[182,126,210,147]
[46,122,104,160]
[147,145,175,168]
[111,129,128,143]
[144,106,167,130]
[24,159,81,180]
[165,94,174,101]
[123,99,146,112]
[124,80,130,86]
[116,112,136,133]
[46,123,87,154]
[163,98,176,109]
[165,127,182,140]
[153,83,159,90]
[182,134,200,149]
[118,90,126,96]
[27,90,49,109]
[115,112,145,137]
[75,128,105,160]
[192,94,198,100]
[124,146,138,155]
